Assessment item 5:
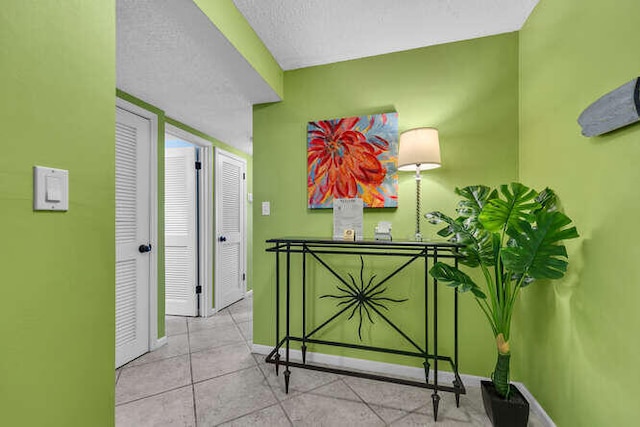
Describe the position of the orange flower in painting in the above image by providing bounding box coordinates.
[308,117,389,207]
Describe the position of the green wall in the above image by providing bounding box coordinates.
[0,1,116,425]
[193,0,284,98]
[517,0,640,425]
[118,90,254,320]
[253,33,519,375]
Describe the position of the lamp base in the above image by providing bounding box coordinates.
[414,232,423,242]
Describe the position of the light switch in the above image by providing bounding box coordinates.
[261,201,270,216]
[34,166,68,211]
[46,175,62,202]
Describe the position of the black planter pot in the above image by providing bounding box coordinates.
[481,380,529,427]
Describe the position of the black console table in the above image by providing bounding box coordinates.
[265,237,465,421]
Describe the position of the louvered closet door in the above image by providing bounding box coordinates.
[115,107,151,368]
[215,150,245,310]
[165,147,197,316]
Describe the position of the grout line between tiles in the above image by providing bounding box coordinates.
[120,351,190,371]
[165,331,189,338]
[389,409,414,426]
[253,352,344,403]
[213,402,290,427]
[279,400,295,427]
[191,364,257,387]
[190,340,258,383]
[186,315,235,333]
[290,376,343,398]
[253,353,295,427]
[189,338,248,357]
[338,377,391,425]
[123,337,191,369]
[186,317,198,427]
[130,303,251,425]
[236,321,253,343]
[116,383,194,407]
[165,316,189,338]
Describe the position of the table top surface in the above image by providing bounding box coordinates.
[266,237,463,248]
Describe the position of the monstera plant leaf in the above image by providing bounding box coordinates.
[455,185,497,224]
[425,211,495,267]
[429,263,487,299]
[534,187,557,213]
[425,211,458,239]
[479,183,540,233]
[502,210,579,279]
[458,228,498,268]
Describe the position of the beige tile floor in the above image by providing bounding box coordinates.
[116,296,545,426]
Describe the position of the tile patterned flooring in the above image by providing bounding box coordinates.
[116,296,545,426]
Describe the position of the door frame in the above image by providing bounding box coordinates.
[165,124,214,317]
[214,147,247,312]
[115,97,160,350]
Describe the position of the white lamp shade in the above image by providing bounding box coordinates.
[397,127,442,171]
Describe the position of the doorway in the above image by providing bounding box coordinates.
[115,98,159,368]
[164,125,214,317]
[215,148,247,310]
[165,138,199,316]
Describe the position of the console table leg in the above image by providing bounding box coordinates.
[423,360,430,384]
[284,369,291,394]
[432,393,440,421]
[274,353,280,376]
[453,379,461,407]
[285,245,291,393]
[302,246,307,365]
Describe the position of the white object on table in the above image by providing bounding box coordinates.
[333,198,363,241]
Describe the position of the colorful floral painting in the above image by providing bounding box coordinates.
[307,112,398,209]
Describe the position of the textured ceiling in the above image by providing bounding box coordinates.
[234,0,539,70]
[118,0,539,153]
[117,0,280,154]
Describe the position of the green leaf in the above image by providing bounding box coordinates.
[479,183,540,233]
[510,273,536,288]
[425,211,496,267]
[425,211,456,238]
[534,187,557,213]
[429,263,486,299]
[458,228,496,268]
[502,210,579,280]
[455,185,497,221]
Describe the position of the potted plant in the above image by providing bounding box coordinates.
[426,183,578,426]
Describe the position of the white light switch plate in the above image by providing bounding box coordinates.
[34,166,68,211]
[261,201,270,216]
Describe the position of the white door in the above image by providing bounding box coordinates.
[165,146,198,316]
[215,149,246,310]
[115,107,151,367]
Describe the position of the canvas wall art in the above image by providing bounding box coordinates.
[307,112,398,209]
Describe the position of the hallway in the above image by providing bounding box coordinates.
[115,295,543,426]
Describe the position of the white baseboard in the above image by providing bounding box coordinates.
[251,344,555,426]
[512,381,556,427]
[152,336,167,350]
[251,343,483,386]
